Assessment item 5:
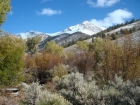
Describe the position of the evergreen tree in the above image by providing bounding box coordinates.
[101,32,106,38]
[132,27,136,32]
[120,29,124,34]
[107,28,110,32]
[111,34,116,40]
[125,21,129,25]
[129,29,132,34]
[130,18,135,23]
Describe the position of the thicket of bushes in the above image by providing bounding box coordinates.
[20,37,140,105]
[0,33,140,105]
[20,72,140,105]
[21,82,72,105]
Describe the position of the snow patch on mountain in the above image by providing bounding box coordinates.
[16,30,49,41]
[46,31,62,36]
[62,21,106,35]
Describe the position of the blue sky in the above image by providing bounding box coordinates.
[2,0,140,34]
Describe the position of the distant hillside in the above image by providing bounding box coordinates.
[106,20,140,35]
[64,20,140,53]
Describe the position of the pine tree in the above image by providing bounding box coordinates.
[111,34,116,40]
[132,27,136,32]
[130,18,135,23]
[129,29,132,34]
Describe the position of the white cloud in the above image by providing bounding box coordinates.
[90,9,133,27]
[36,8,62,16]
[87,0,120,7]
[41,0,52,3]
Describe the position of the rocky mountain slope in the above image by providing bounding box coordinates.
[64,20,140,53]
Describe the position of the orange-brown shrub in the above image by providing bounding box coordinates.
[24,52,63,83]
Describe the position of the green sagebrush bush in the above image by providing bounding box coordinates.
[21,82,71,105]
[21,73,140,105]
[103,75,140,105]
[55,72,103,105]
[55,72,140,105]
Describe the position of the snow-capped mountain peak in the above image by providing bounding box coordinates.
[16,30,49,41]
[15,21,106,41]
[62,21,106,35]
[82,21,90,24]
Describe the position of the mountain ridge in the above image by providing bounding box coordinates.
[16,21,106,39]
[15,20,140,50]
